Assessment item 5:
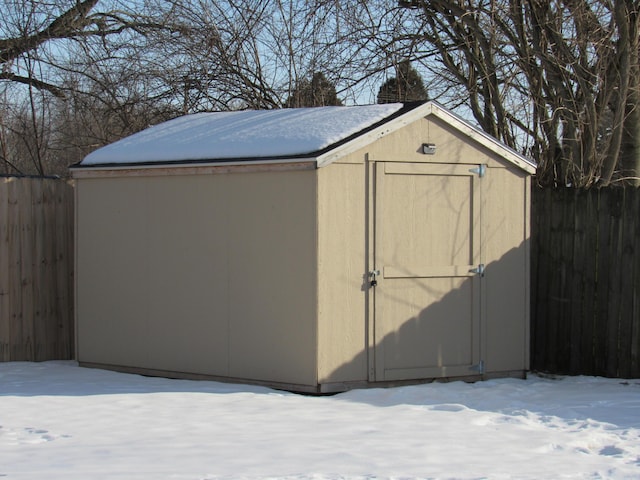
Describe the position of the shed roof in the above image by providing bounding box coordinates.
[75,101,536,174]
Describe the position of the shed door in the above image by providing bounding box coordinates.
[373,162,483,381]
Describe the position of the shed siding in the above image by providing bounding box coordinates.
[317,162,367,383]
[76,170,318,386]
[316,118,531,382]
[482,168,531,373]
[367,116,511,169]
[365,114,530,377]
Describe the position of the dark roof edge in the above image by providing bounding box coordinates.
[70,155,318,171]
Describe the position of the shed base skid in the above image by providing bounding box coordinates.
[78,362,527,394]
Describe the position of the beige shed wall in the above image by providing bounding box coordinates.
[76,170,318,386]
[482,167,531,373]
[317,162,368,384]
[363,116,512,169]
[319,112,531,381]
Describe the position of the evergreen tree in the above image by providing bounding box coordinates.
[285,72,343,108]
[377,61,428,104]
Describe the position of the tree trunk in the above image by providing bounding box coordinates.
[620,85,640,186]
[619,3,640,186]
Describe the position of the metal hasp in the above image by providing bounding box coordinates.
[469,264,485,276]
[369,269,380,287]
[469,164,486,177]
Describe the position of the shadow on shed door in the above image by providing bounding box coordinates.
[372,162,483,381]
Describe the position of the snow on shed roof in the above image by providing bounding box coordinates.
[79,103,404,167]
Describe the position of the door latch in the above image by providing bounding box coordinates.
[369,270,380,287]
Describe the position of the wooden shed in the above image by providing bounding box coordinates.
[72,101,536,393]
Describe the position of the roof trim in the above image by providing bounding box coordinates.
[316,101,536,174]
[427,103,537,174]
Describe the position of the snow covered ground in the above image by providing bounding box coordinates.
[1,361,639,479]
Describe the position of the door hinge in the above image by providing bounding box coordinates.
[470,360,485,373]
[469,164,486,177]
[469,264,485,276]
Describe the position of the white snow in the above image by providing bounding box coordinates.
[1,361,639,479]
[80,104,403,166]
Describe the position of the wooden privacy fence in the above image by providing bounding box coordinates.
[2,176,639,378]
[531,186,640,378]
[0,176,74,361]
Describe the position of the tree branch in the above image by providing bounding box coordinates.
[0,0,99,64]
[0,72,66,98]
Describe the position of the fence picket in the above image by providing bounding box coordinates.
[580,190,598,375]
[568,188,585,375]
[0,179,10,361]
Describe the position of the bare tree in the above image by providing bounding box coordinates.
[0,0,442,175]
[0,0,177,96]
[0,0,185,174]
[400,0,640,187]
